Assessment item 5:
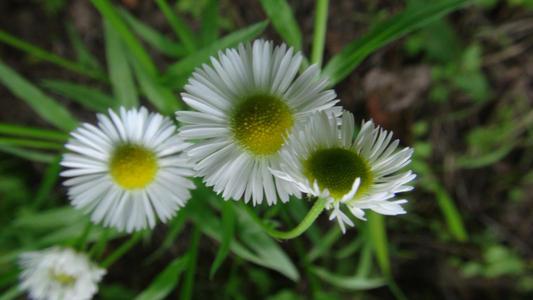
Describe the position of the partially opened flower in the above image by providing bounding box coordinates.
[61,107,195,232]
[177,39,339,205]
[19,247,105,300]
[272,111,415,232]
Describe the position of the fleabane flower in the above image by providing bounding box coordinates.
[272,111,415,232]
[61,107,195,232]
[177,39,339,205]
[19,247,105,300]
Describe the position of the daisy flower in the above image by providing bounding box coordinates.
[61,107,195,232]
[177,39,339,205]
[19,247,105,300]
[272,111,416,232]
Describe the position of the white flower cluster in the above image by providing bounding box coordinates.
[60,39,414,234]
[21,39,416,300]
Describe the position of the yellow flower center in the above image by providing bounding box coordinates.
[50,271,76,286]
[304,148,373,199]
[109,144,158,189]
[231,94,294,156]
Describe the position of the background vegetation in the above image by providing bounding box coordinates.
[0,0,532,299]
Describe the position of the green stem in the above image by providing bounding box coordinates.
[250,197,328,240]
[310,0,329,66]
[0,30,106,81]
[101,232,142,268]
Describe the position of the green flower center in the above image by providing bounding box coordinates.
[304,148,373,199]
[109,144,158,189]
[231,94,294,156]
[50,271,77,286]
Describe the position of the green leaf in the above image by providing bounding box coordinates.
[32,156,62,209]
[66,22,102,70]
[0,61,78,131]
[104,21,139,108]
[412,160,468,241]
[236,206,300,281]
[200,0,220,45]
[0,137,63,150]
[312,267,386,290]
[259,0,302,50]
[0,123,68,142]
[155,0,197,52]
[0,30,105,81]
[135,256,189,300]
[119,9,187,57]
[92,0,157,76]
[209,201,235,278]
[310,0,329,66]
[41,79,116,112]
[323,0,469,85]
[188,183,299,281]
[128,53,181,113]
[162,20,269,87]
[180,228,201,300]
[0,145,56,163]
[367,212,390,275]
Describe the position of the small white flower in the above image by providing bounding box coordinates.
[19,247,105,300]
[177,39,339,205]
[61,107,195,232]
[272,110,415,233]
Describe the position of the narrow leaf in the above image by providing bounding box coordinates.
[0,145,56,163]
[66,23,102,70]
[367,212,390,275]
[0,61,78,131]
[135,256,189,300]
[209,201,235,278]
[259,0,302,50]
[0,30,105,81]
[155,0,197,52]
[312,267,386,290]
[323,0,469,85]
[104,21,139,108]
[200,0,220,45]
[41,79,116,112]
[119,9,187,57]
[162,21,269,87]
[0,123,68,142]
[92,0,157,75]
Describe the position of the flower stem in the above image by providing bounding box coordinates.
[251,197,328,240]
[311,0,329,66]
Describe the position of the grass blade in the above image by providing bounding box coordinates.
[259,0,302,50]
[311,0,329,66]
[66,22,102,71]
[209,201,235,278]
[162,20,269,87]
[32,156,62,209]
[180,227,201,300]
[0,137,63,150]
[41,79,116,112]
[129,53,181,113]
[0,30,105,81]
[323,0,469,85]
[200,0,219,46]
[0,145,56,163]
[0,123,68,142]
[367,212,390,275]
[92,0,157,76]
[0,61,78,131]
[104,20,139,108]
[135,256,189,300]
[155,0,197,52]
[119,9,187,57]
[312,267,385,290]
